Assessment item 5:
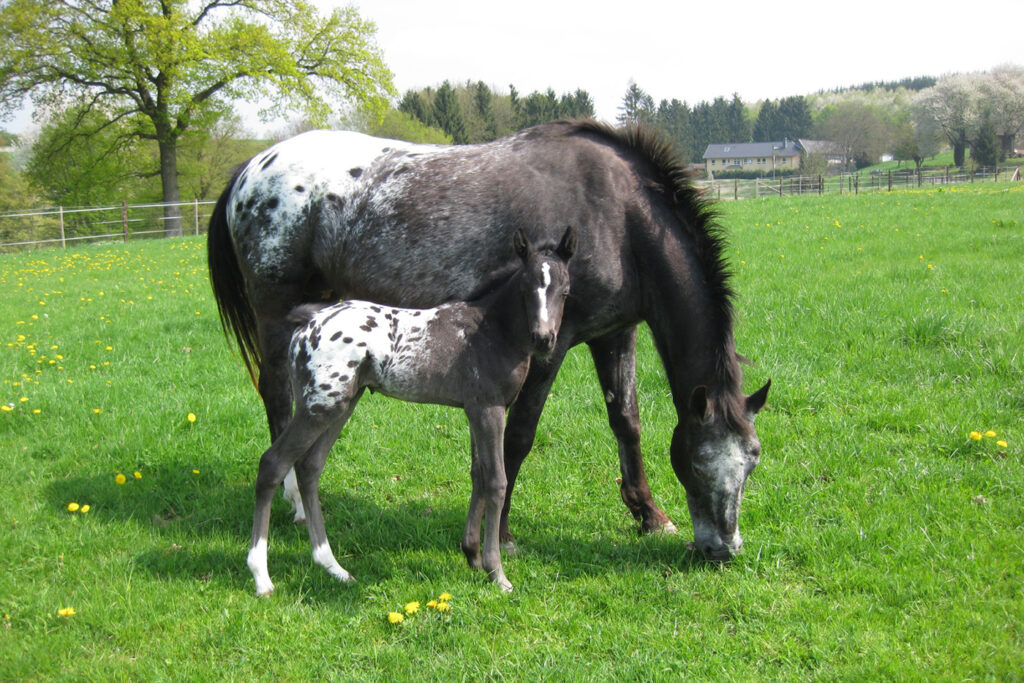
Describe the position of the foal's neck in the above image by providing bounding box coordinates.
[471,270,532,353]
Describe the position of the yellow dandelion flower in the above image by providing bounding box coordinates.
[387,612,404,625]
[984,430,997,438]
[115,473,127,485]
[192,469,200,475]
[426,600,438,608]
[134,471,142,479]
[57,607,76,617]
[1,405,13,412]
[404,601,420,615]
[187,413,197,423]
[67,502,80,512]
[438,592,452,602]
[996,440,1008,448]
[436,601,451,612]
[80,505,90,514]
[969,431,982,441]
[92,408,102,414]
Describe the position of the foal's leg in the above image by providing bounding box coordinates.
[461,433,484,569]
[294,392,364,586]
[499,349,567,552]
[467,404,513,592]
[247,415,324,596]
[588,327,675,534]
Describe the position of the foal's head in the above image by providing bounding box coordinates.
[512,227,576,356]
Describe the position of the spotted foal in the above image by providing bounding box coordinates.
[247,227,576,595]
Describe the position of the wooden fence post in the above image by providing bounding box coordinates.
[194,199,200,235]
[122,200,128,242]
[59,206,66,249]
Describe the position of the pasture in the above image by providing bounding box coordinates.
[1,184,1021,679]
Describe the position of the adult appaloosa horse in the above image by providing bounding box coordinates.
[208,119,770,563]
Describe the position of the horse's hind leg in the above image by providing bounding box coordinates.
[248,415,324,596]
[256,311,306,522]
[589,327,675,534]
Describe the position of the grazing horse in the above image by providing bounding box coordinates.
[246,228,576,594]
[209,119,770,564]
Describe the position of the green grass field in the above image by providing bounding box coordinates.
[2,183,1022,679]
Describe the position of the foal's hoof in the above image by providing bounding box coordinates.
[254,580,275,597]
[653,520,678,535]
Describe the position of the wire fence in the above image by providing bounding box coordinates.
[696,165,1022,200]
[2,165,1021,251]
[0,200,215,253]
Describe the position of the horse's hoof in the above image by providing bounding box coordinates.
[500,541,519,556]
[292,515,307,525]
[499,578,514,593]
[254,581,275,597]
[655,521,678,535]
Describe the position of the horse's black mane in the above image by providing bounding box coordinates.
[556,119,745,421]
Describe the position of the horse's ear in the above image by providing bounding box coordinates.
[689,385,710,420]
[557,225,577,260]
[513,228,529,260]
[746,379,771,415]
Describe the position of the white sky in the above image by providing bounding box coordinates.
[4,0,1022,134]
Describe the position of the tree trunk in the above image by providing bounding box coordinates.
[953,131,967,168]
[159,137,182,237]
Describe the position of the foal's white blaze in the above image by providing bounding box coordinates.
[312,542,355,583]
[247,537,274,596]
[536,262,552,323]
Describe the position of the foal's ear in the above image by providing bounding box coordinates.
[512,228,529,260]
[557,225,577,260]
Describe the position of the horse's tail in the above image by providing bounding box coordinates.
[207,168,260,390]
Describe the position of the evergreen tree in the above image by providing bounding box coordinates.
[618,81,655,126]
[753,100,779,141]
[474,81,497,139]
[725,94,750,143]
[432,81,468,144]
[656,98,694,161]
[399,90,434,128]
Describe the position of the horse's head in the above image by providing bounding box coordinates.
[513,226,576,356]
[671,380,770,561]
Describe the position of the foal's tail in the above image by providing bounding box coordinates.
[207,168,260,390]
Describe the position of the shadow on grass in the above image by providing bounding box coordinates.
[44,460,715,597]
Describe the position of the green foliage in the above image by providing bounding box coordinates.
[0,185,1022,678]
[0,0,394,234]
[369,110,452,145]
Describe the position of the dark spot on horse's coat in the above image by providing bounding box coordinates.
[343,337,353,344]
[328,391,342,399]
[347,360,359,368]
[359,325,371,332]
[349,168,363,178]
[370,306,381,313]
[235,202,244,213]
[410,327,421,333]
[412,311,421,317]
[357,342,367,347]
[330,331,343,342]
[319,383,332,391]
[330,372,340,379]
[266,197,279,210]
[381,147,391,153]
[260,153,278,170]
[339,375,349,382]
[295,185,306,193]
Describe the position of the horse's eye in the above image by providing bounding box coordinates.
[692,464,707,480]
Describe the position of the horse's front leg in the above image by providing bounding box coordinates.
[589,327,675,534]
[499,348,567,553]
[466,404,512,592]
[257,313,305,523]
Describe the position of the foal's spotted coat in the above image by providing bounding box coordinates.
[247,228,575,595]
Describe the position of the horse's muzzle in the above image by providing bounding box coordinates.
[696,539,742,563]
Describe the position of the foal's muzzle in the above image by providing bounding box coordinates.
[531,331,557,355]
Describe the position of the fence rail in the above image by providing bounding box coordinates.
[0,200,215,253]
[696,165,1022,200]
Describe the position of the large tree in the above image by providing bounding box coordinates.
[0,0,394,235]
